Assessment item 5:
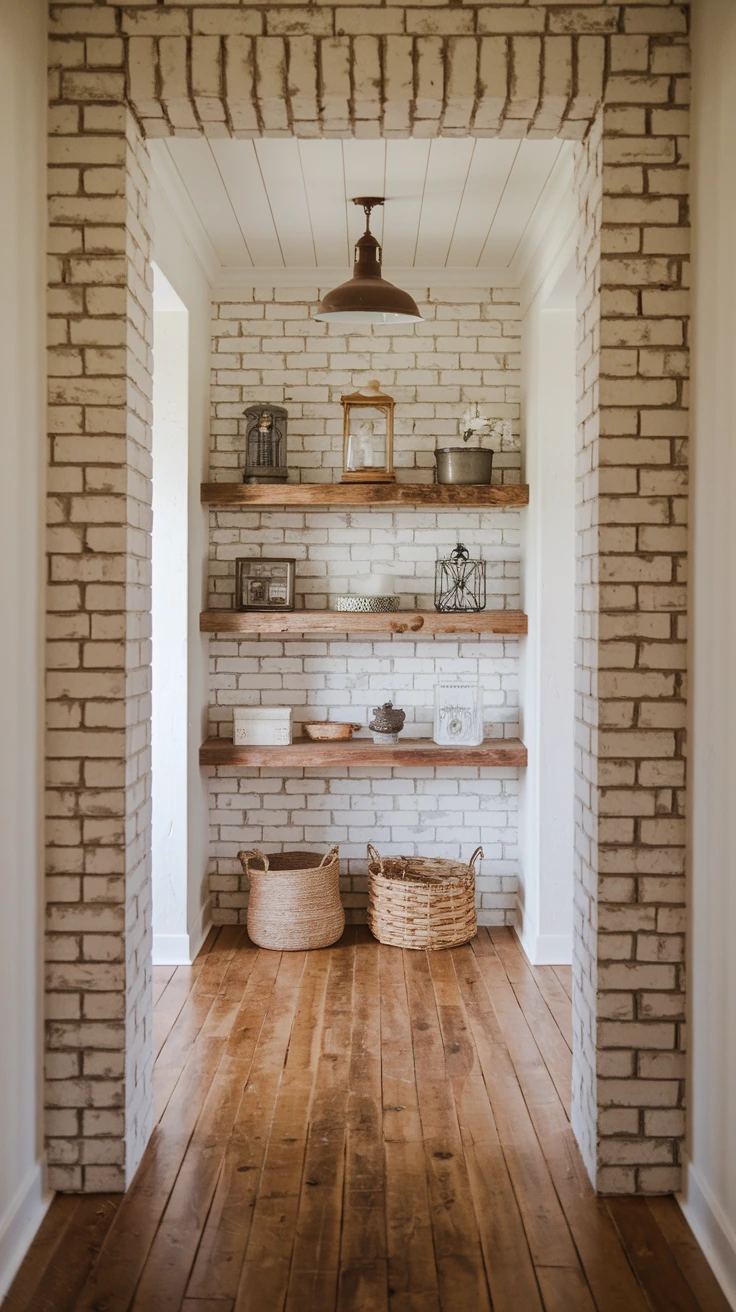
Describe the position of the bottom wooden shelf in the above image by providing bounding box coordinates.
[199,736,527,769]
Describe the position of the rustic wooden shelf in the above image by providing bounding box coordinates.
[201,482,529,509]
[199,736,527,769]
[200,609,528,636]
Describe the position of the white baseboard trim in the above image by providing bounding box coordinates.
[188,899,212,962]
[679,1154,736,1310]
[514,920,572,966]
[153,901,212,966]
[0,1163,52,1301]
[152,933,192,966]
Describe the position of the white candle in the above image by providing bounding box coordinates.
[362,572,395,596]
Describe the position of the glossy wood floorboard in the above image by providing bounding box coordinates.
[5,927,730,1312]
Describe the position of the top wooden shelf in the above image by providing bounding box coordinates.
[201,482,529,509]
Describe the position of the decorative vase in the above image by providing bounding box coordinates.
[434,447,493,486]
[368,701,406,744]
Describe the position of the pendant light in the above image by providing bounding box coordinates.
[314,197,423,324]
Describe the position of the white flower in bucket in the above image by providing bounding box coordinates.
[461,403,513,448]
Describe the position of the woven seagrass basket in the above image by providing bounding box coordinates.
[237,846,344,951]
[366,844,480,951]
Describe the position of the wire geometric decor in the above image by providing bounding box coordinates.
[434,543,487,613]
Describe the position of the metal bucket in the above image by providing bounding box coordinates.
[434,447,493,485]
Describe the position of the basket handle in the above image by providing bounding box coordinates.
[320,844,340,867]
[238,848,269,874]
[366,843,383,872]
[468,846,484,874]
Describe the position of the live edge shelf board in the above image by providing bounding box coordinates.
[201,482,529,509]
[199,737,527,769]
[200,609,528,636]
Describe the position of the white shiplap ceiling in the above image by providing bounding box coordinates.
[150,137,572,286]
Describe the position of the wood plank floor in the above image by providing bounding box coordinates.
[6,927,730,1312]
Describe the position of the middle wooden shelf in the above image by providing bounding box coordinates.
[200,609,528,636]
[200,736,528,768]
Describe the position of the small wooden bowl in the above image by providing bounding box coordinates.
[302,722,362,741]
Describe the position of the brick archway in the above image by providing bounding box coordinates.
[46,3,689,1196]
[125,30,603,141]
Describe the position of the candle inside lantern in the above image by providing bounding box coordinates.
[361,572,396,597]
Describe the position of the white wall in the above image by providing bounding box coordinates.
[151,273,191,964]
[518,202,577,966]
[0,0,50,1295]
[684,2,736,1304]
[149,168,213,963]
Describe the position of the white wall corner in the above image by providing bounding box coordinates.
[148,142,221,287]
[514,921,572,967]
[680,1154,736,1310]
[188,896,213,963]
[153,898,212,967]
[0,1164,51,1301]
[514,907,538,967]
[516,147,576,312]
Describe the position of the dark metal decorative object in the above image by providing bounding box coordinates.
[434,543,487,613]
[243,404,288,483]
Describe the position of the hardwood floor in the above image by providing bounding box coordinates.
[6,927,729,1312]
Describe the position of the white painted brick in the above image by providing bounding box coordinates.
[319,37,350,133]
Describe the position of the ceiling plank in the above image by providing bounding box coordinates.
[480,140,563,268]
[381,139,431,268]
[413,138,475,268]
[446,138,520,269]
[209,139,284,267]
[161,137,567,275]
[298,139,350,267]
[254,139,317,267]
[165,140,252,266]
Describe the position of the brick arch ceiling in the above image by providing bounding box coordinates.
[127,34,604,141]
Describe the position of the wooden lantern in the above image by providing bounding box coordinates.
[341,380,394,484]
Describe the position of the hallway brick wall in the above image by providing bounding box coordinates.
[46,80,154,1189]
[573,64,689,1191]
[44,0,689,1195]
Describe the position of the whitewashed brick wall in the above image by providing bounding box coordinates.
[573,75,689,1195]
[207,287,522,924]
[210,286,521,484]
[46,103,154,1191]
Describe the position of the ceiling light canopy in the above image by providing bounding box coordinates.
[314,197,423,324]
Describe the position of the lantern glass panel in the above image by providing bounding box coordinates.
[434,543,486,613]
[345,406,387,473]
[243,404,288,483]
[341,384,394,483]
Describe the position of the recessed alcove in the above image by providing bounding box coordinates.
[145,133,576,953]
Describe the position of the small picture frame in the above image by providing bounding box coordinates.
[235,557,296,611]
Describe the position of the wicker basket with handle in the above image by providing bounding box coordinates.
[237,846,344,951]
[366,844,480,950]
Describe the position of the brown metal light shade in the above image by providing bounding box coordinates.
[314,197,423,324]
